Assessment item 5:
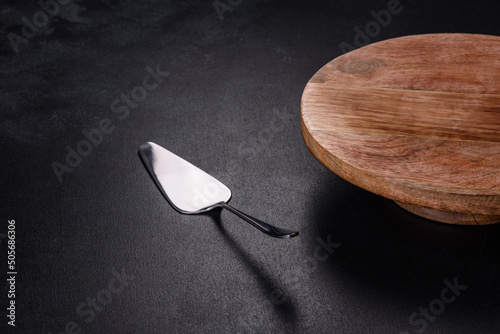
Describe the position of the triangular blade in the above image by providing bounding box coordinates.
[139,142,231,213]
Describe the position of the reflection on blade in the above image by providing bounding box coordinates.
[138,142,231,213]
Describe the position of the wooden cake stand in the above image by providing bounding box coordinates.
[301,33,500,225]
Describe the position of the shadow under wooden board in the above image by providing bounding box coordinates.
[301,33,500,225]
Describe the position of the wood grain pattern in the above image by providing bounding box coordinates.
[301,33,500,224]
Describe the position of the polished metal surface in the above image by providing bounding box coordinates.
[139,142,231,213]
[139,142,299,238]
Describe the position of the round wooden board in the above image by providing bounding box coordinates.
[301,33,500,225]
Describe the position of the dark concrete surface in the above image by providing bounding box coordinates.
[1,0,500,333]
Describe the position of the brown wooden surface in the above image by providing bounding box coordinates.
[301,33,500,223]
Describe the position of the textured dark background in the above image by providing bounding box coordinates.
[1,0,500,333]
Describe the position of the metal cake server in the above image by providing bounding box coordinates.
[138,142,299,239]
